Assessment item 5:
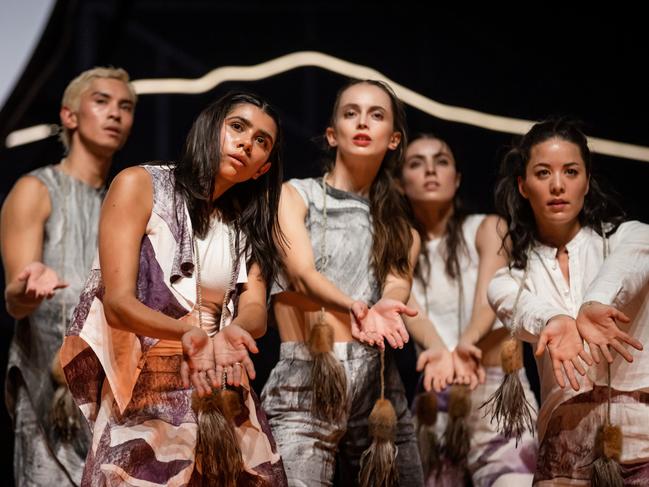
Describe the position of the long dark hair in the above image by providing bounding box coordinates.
[174,91,285,284]
[495,118,625,269]
[326,79,413,289]
[399,133,469,284]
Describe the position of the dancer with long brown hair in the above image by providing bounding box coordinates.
[399,133,537,486]
[261,79,424,486]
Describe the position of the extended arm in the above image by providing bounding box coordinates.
[488,267,592,390]
[404,293,455,392]
[576,221,648,363]
[488,267,567,343]
[1,175,67,319]
[357,229,420,349]
[460,215,508,345]
[277,182,357,313]
[99,167,217,396]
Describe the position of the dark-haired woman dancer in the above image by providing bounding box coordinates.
[399,134,537,486]
[261,80,424,486]
[488,119,649,485]
[61,92,288,486]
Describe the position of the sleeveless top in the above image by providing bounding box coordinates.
[60,164,245,417]
[153,209,247,354]
[411,214,503,350]
[5,165,104,422]
[272,177,381,305]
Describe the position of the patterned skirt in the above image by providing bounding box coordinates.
[534,386,649,486]
[81,354,287,486]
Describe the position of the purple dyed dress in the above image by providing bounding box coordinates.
[60,164,287,487]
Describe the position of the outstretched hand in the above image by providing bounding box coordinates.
[18,262,68,300]
[351,298,415,350]
[576,301,642,364]
[212,324,258,388]
[536,314,593,391]
[180,327,217,397]
[350,300,369,342]
[452,341,486,391]
[417,346,454,393]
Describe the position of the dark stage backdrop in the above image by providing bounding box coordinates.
[1,1,648,482]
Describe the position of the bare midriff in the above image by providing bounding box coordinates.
[272,291,354,343]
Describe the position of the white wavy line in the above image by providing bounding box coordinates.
[5,123,57,148]
[5,50,649,162]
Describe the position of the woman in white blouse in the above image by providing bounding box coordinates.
[488,118,648,485]
[399,133,537,487]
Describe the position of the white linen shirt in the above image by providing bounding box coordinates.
[487,220,649,440]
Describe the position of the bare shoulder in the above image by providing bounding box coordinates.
[410,227,421,254]
[477,214,506,239]
[475,214,508,254]
[281,180,302,199]
[280,181,307,214]
[1,175,51,222]
[111,165,152,188]
[108,166,152,199]
[102,166,154,220]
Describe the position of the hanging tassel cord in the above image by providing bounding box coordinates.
[479,262,536,443]
[358,348,399,487]
[306,176,347,422]
[380,348,385,400]
[590,223,623,487]
[192,228,249,486]
[602,223,613,429]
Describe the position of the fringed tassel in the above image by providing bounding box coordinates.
[359,350,399,487]
[193,389,244,487]
[359,398,399,487]
[443,384,471,470]
[592,362,624,487]
[479,337,534,444]
[590,224,623,486]
[50,386,84,442]
[308,318,347,422]
[591,424,623,487]
[415,391,441,477]
[49,350,84,444]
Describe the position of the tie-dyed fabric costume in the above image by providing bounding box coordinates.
[60,165,287,487]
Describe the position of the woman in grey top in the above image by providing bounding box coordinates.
[261,79,424,486]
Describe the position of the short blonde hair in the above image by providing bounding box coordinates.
[59,66,137,150]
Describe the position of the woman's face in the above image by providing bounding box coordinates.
[326,83,401,161]
[400,137,460,206]
[218,103,277,185]
[518,137,589,229]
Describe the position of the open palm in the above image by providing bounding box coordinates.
[452,342,485,391]
[212,324,258,387]
[417,346,453,393]
[20,262,68,300]
[355,298,415,350]
[576,301,642,364]
[180,327,217,397]
[536,315,592,391]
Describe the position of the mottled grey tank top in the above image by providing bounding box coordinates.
[272,177,380,305]
[6,164,105,420]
